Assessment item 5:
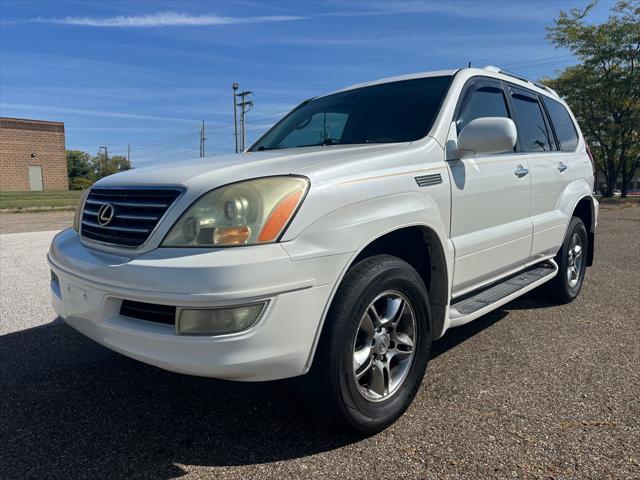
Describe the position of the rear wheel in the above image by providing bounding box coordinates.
[545,216,588,303]
[310,254,431,434]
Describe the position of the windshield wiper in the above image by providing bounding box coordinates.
[296,138,354,148]
[256,145,286,151]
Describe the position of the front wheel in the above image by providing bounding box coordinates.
[545,216,588,304]
[310,254,432,434]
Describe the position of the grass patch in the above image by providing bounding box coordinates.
[0,190,83,211]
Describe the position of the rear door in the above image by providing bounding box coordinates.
[448,78,533,296]
[507,86,574,260]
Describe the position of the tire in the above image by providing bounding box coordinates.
[309,254,432,434]
[545,216,588,304]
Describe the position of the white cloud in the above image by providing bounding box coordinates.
[0,102,206,124]
[26,11,304,28]
[318,0,560,21]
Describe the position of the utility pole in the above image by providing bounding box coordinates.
[99,146,108,175]
[236,90,253,151]
[232,83,239,153]
[127,144,131,166]
[199,120,206,158]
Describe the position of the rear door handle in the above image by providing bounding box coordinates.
[557,161,568,172]
[514,165,529,177]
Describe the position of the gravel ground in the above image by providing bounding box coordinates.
[0,206,638,479]
[0,210,74,234]
[0,230,60,335]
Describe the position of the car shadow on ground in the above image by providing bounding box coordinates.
[2,304,514,479]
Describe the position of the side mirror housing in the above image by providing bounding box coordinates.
[455,117,517,159]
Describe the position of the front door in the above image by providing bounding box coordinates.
[447,78,532,296]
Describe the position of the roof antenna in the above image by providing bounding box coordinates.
[468,61,472,68]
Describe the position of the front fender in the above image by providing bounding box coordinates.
[281,191,452,265]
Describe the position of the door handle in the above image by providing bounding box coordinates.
[557,161,568,172]
[514,165,529,177]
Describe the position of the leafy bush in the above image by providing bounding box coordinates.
[69,177,94,191]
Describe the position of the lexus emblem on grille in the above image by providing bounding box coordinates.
[97,203,115,226]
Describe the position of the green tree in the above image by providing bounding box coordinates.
[544,0,639,196]
[66,150,93,190]
[92,152,131,180]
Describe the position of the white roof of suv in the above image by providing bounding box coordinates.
[333,66,559,100]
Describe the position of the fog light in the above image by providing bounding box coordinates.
[176,302,266,335]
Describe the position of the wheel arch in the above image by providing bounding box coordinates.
[571,195,596,266]
[350,225,449,338]
[302,221,451,373]
[558,179,597,267]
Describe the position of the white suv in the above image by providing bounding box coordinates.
[49,66,597,433]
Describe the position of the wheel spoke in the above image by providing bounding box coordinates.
[381,296,404,327]
[368,359,388,396]
[394,332,414,351]
[368,305,382,328]
[570,266,578,280]
[354,351,374,380]
[360,312,375,338]
[353,345,372,371]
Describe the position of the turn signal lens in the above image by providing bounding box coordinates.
[258,190,303,242]
[213,226,251,245]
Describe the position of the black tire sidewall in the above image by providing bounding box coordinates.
[558,217,588,300]
[328,256,431,433]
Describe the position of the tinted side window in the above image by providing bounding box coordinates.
[543,97,579,151]
[511,92,552,152]
[457,85,510,133]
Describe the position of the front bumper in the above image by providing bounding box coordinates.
[49,228,349,381]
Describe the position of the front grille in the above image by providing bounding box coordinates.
[120,300,176,325]
[81,188,181,247]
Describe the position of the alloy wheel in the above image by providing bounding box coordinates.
[352,291,417,402]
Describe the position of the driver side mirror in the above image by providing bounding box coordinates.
[455,117,517,159]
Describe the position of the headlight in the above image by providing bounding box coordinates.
[72,189,90,232]
[162,176,308,247]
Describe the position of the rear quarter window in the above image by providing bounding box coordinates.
[543,97,579,151]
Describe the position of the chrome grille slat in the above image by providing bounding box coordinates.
[82,219,151,233]
[84,198,170,209]
[80,187,181,248]
[116,213,161,221]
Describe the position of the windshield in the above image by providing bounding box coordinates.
[250,76,452,151]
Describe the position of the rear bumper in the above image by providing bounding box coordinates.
[49,228,349,381]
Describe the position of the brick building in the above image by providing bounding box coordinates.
[0,117,68,191]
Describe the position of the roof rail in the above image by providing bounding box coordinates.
[481,65,559,97]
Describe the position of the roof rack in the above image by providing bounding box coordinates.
[481,65,558,97]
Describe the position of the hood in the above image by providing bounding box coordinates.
[96,143,413,191]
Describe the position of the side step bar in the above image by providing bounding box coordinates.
[448,260,558,328]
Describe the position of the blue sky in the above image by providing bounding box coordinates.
[0,0,613,165]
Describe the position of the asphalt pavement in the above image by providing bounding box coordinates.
[0,205,638,479]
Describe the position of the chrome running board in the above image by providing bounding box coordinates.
[448,260,558,328]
